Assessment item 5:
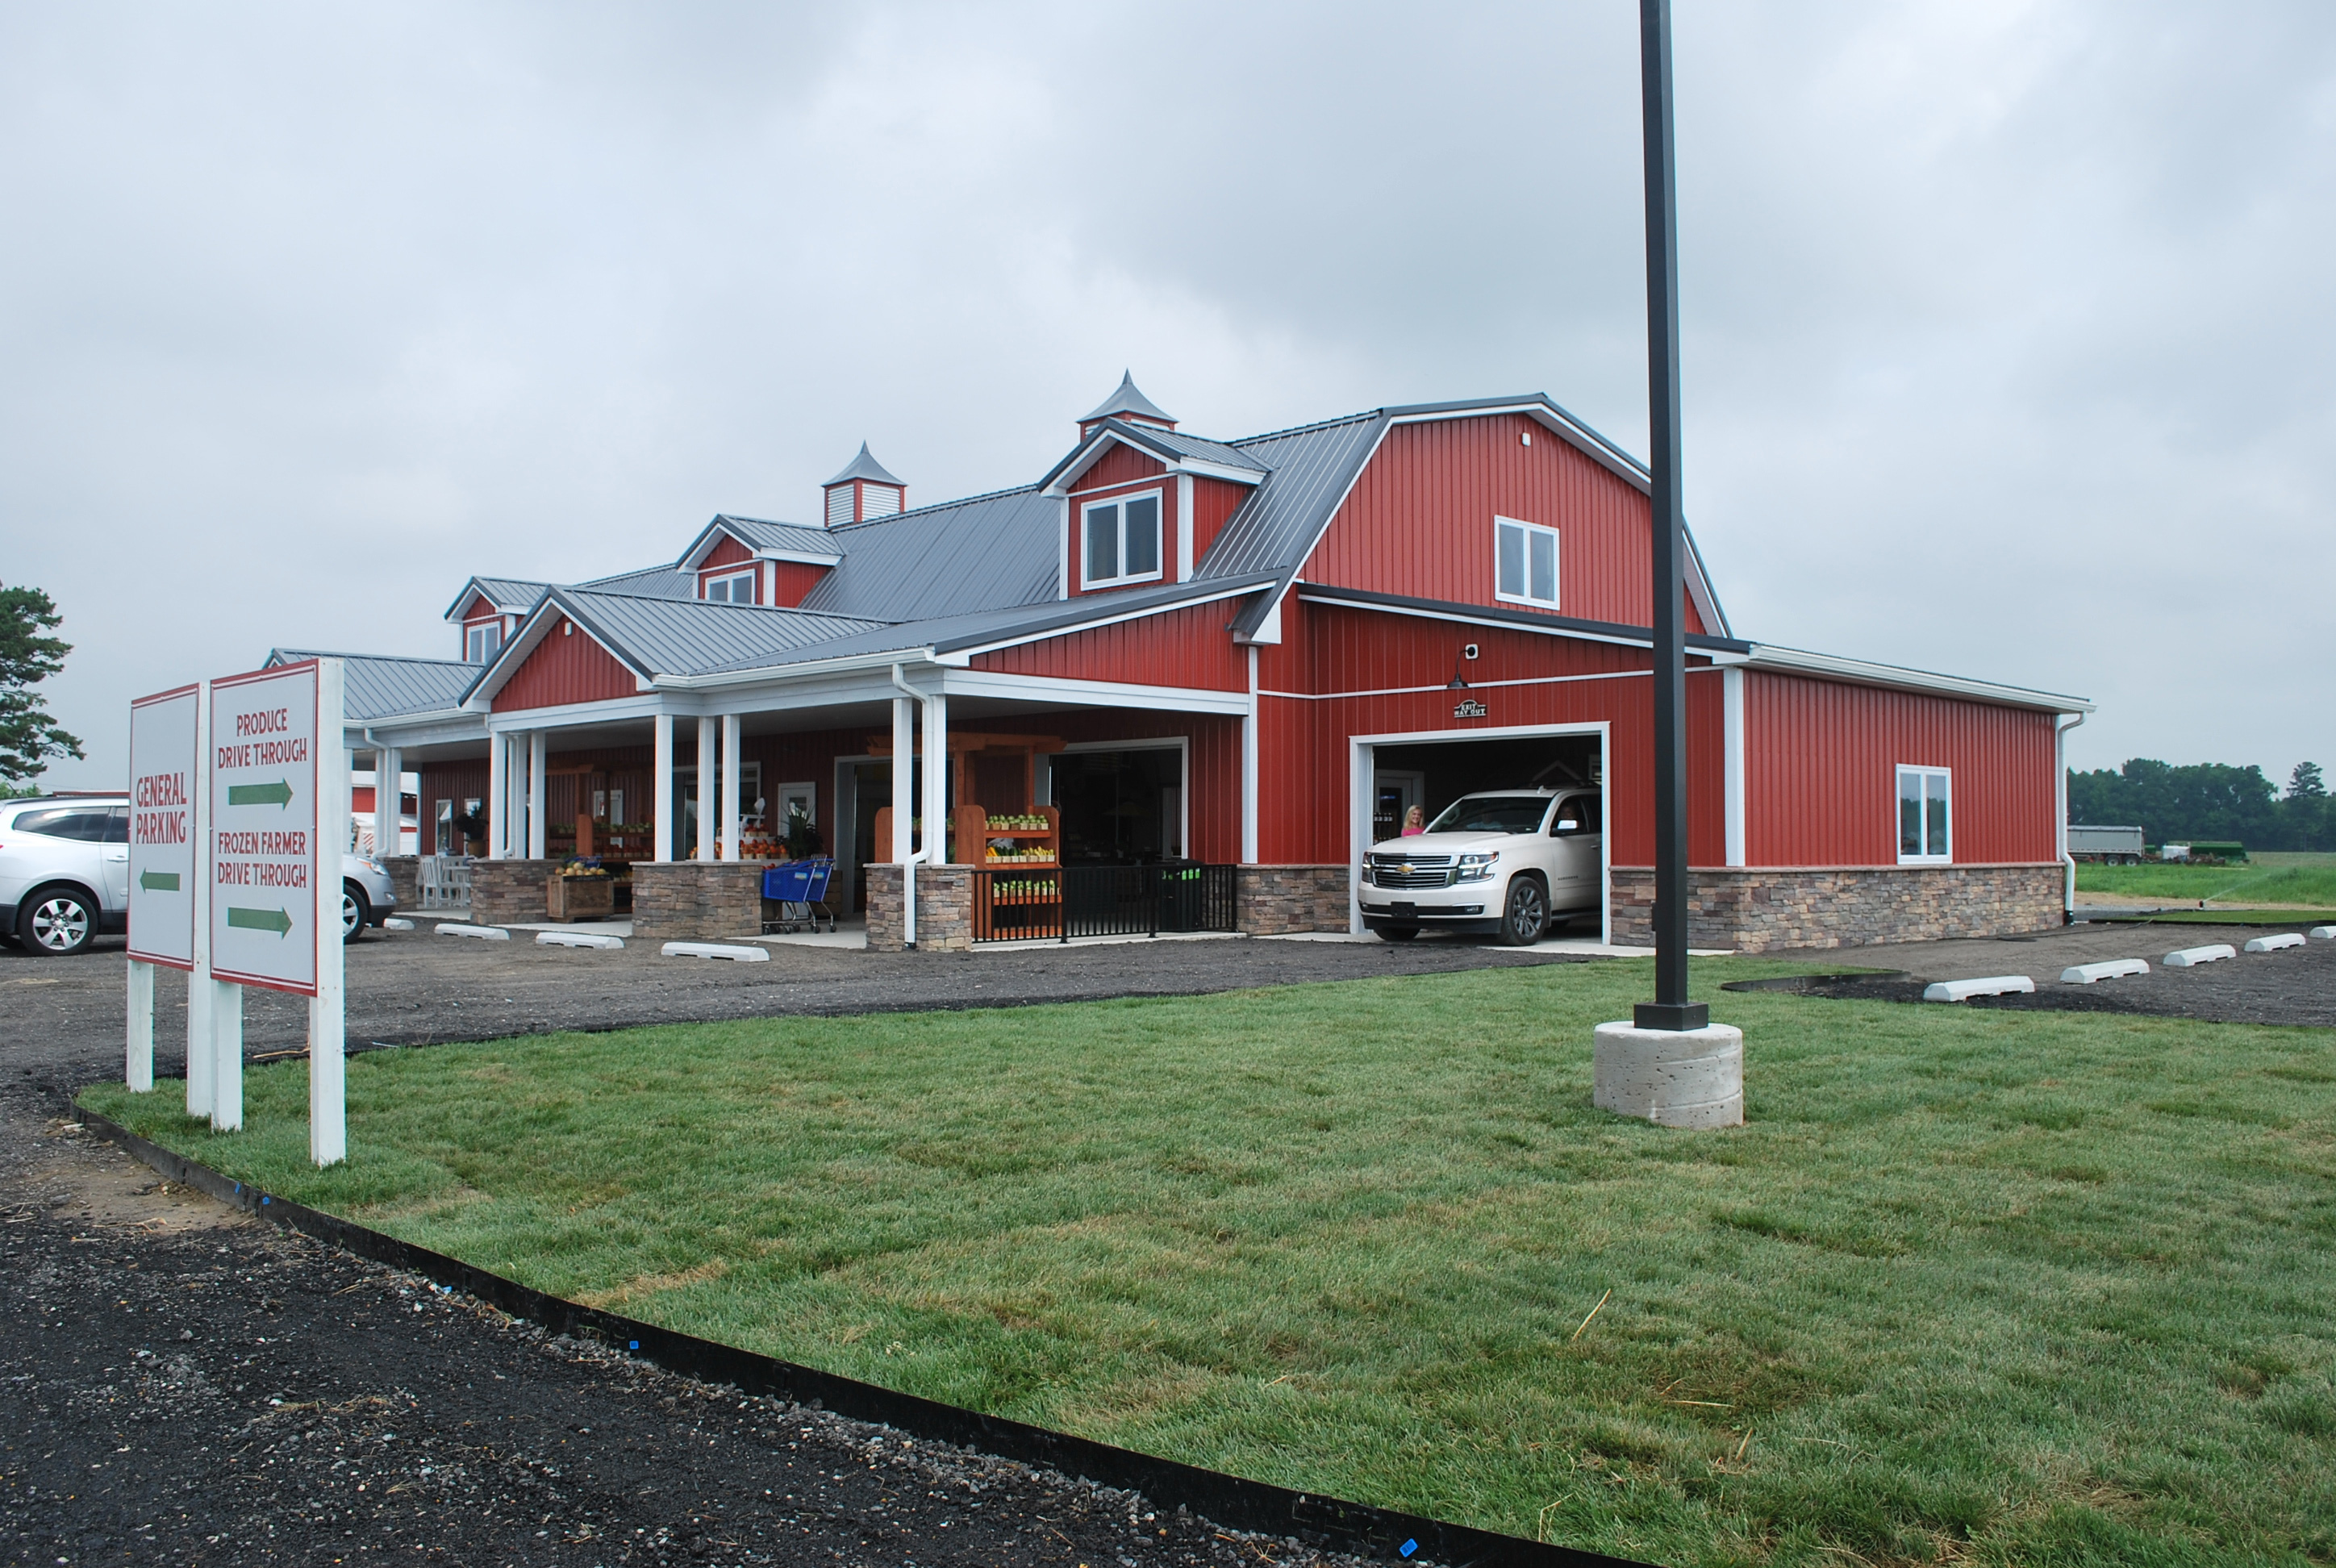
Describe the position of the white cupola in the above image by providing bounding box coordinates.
[822,443,907,527]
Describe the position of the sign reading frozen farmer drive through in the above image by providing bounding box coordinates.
[210,661,322,995]
[127,683,202,970]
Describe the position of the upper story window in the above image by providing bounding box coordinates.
[1896,766,1951,864]
[465,620,503,663]
[703,569,757,604]
[1082,490,1162,589]
[1495,516,1559,610]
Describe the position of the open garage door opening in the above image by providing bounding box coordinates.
[1353,726,1608,946]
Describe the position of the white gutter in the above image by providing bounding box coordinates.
[2056,710,2086,921]
[889,662,931,947]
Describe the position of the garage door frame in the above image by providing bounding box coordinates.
[1348,720,1611,944]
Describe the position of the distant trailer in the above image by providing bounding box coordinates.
[2068,824,2146,864]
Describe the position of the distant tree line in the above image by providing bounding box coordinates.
[2067,759,2331,851]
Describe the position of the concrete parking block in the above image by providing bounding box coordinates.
[2243,933,2305,953]
[2061,958,2149,984]
[1921,975,2036,1002]
[660,941,769,962]
[2163,944,2237,967]
[437,924,511,942]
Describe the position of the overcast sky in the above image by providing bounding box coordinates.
[5,1,2331,793]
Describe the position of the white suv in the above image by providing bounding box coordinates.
[0,794,398,956]
[1360,787,1602,945]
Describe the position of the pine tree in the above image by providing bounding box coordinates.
[0,583,84,783]
[2291,761,2326,800]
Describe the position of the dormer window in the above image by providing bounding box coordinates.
[465,621,503,663]
[1082,491,1162,589]
[1495,515,1560,610]
[703,569,757,604]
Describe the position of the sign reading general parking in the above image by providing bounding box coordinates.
[127,684,202,970]
[210,662,321,995]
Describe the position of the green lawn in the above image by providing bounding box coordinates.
[2078,852,2336,908]
[83,963,2336,1567]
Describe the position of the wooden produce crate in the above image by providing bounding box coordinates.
[545,874,615,923]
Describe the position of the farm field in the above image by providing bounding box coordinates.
[2077,850,2336,908]
[85,962,2336,1568]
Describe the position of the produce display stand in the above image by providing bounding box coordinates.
[865,730,1068,940]
[545,871,616,923]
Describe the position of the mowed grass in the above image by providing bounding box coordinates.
[84,961,2336,1566]
[2079,851,2336,908]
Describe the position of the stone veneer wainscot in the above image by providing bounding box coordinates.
[1608,864,2064,953]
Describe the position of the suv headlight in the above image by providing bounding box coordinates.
[1456,852,1499,882]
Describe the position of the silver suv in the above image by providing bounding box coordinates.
[0,794,398,956]
[1360,787,1603,945]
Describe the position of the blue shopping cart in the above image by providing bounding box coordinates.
[761,857,836,934]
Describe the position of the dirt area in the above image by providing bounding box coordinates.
[1762,920,2336,1028]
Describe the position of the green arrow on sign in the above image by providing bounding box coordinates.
[138,869,181,892]
[227,906,294,936]
[228,780,295,809]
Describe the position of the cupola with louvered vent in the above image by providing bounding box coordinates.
[822,443,906,527]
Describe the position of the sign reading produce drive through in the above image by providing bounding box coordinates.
[127,684,202,970]
[210,663,323,994]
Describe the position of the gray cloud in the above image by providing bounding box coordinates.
[4,1,2330,789]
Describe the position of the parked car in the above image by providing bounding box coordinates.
[0,794,397,956]
[1359,787,1602,945]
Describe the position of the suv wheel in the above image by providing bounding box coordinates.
[342,881,370,943]
[21,887,98,956]
[1498,877,1548,947]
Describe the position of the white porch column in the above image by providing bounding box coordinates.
[376,744,402,856]
[695,716,717,861]
[922,690,949,861]
[486,729,508,860]
[653,712,674,861]
[1241,646,1260,864]
[1722,667,1746,869]
[720,712,742,861]
[890,696,915,861]
[527,730,547,860]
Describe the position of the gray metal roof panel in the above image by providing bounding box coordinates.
[442,575,552,620]
[555,590,889,679]
[1194,411,1387,582]
[269,650,483,720]
[823,443,905,487]
[688,574,1280,677]
[1080,372,1175,427]
[795,485,1061,622]
[578,565,696,599]
[710,515,841,557]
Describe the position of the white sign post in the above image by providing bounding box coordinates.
[126,683,203,1093]
[208,657,348,1165]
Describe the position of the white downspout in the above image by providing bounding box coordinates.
[890,663,930,946]
[2056,711,2085,923]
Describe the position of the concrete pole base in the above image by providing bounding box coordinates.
[1592,1020,1744,1129]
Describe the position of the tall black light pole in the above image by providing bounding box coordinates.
[1634,0,1707,1032]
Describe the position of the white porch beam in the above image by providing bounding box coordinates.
[695,716,716,861]
[653,712,674,862]
[720,712,742,861]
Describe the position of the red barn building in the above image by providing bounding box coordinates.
[304,377,2088,952]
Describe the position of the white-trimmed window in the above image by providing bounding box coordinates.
[1495,516,1559,609]
[1896,766,1951,864]
[703,569,757,604]
[465,620,503,663]
[1082,490,1163,589]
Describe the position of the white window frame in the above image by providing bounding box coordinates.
[1494,515,1560,610]
[1895,765,1953,865]
[703,569,757,604]
[1079,488,1166,590]
[465,620,503,663]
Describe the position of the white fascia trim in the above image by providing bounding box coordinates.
[1057,496,1070,600]
[655,646,944,692]
[941,668,1252,716]
[1176,473,1195,583]
[946,581,1269,661]
[486,692,666,733]
[1295,587,1663,653]
[357,710,481,746]
[754,548,845,568]
[1170,457,1266,486]
[1748,644,2095,713]
[1041,430,1262,497]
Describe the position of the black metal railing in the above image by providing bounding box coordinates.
[970,862,1237,944]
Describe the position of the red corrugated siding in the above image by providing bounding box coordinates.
[1743,671,2059,865]
[1190,477,1247,563]
[1253,599,1724,865]
[701,536,754,569]
[1075,444,1166,490]
[1308,415,1705,634]
[768,560,828,608]
[971,603,1247,691]
[494,620,639,711]
[421,761,488,852]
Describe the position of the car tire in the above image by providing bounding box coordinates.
[19,886,98,957]
[1498,877,1548,947]
[342,881,370,943]
[1377,925,1419,942]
